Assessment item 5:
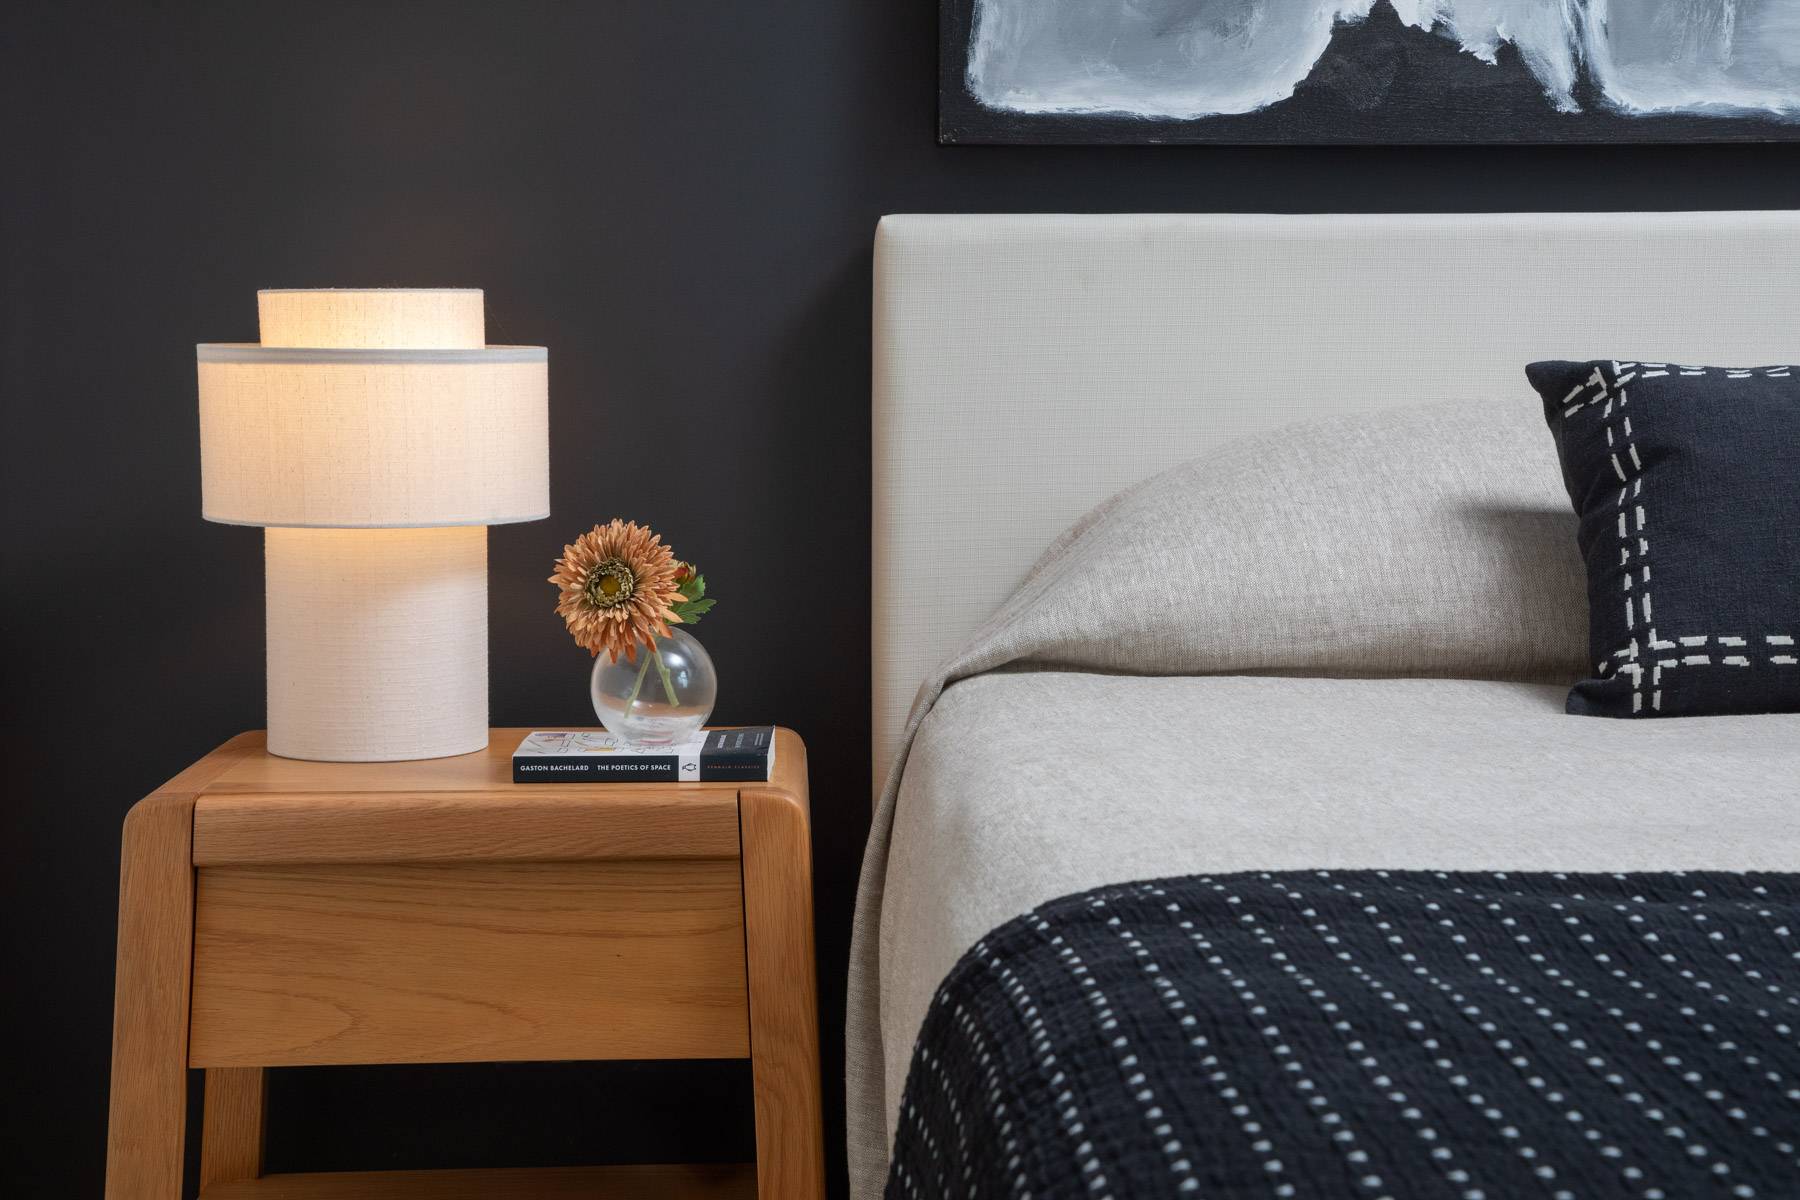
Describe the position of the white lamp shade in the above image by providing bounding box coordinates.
[257,287,488,349]
[198,289,548,528]
[265,525,488,761]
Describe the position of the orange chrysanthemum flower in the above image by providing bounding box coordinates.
[549,519,685,662]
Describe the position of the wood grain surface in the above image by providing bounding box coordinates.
[107,735,259,1200]
[196,1163,757,1199]
[740,765,826,1199]
[199,1068,267,1187]
[194,729,804,796]
[193,788,741,865]
[189,859,749,1066]
[109,729,819,1199]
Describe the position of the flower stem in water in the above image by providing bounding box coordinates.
[623,652,652,715]
[652,643,680,706]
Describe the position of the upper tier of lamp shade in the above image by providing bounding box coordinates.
[197,289,549,528]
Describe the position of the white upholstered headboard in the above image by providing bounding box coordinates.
[871,211,1800,793]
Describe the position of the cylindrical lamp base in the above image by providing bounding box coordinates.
[265,526,488,762]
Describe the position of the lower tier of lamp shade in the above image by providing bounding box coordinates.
[265,525,488,762]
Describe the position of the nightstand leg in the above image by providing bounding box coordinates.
[200,1067,267,1186]
[740,788,826,1200]
[106,793,198,1200]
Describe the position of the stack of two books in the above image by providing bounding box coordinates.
[512,726,776,783]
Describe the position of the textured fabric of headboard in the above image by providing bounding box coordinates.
[871,212,1800,794]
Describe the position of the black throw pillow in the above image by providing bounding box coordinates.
[1529,359,1800,718]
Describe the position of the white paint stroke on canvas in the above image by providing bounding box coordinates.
[967,0,1800,119]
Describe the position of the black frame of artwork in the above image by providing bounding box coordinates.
[939,0,1800,146]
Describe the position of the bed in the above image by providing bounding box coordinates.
[853,213,1800,1199]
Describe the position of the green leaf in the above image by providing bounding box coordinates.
[674,597,716,624]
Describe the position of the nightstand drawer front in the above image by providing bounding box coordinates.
[188,860,749,1067]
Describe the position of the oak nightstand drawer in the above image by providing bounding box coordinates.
[188,858,750,1067]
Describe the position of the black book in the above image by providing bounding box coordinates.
[512,727,775,784]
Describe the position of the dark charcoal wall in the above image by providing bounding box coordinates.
[4,3,1799,1197]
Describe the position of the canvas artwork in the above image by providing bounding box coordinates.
[940,0,1800,143]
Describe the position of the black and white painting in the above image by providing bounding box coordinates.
[940,0,1800,143]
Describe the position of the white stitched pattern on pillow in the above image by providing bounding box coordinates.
[1532,358,1800,718]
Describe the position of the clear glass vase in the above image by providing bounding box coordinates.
[590,628,717,745]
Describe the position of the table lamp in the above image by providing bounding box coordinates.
[197,289,548,761]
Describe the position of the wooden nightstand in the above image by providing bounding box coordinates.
[105,728,823,1200]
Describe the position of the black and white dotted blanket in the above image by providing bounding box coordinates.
[887,871,1800,1200]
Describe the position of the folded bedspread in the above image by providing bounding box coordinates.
[889,870,1800,1200]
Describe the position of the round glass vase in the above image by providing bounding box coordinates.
[590,628,717,745]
